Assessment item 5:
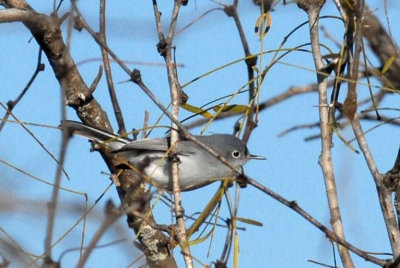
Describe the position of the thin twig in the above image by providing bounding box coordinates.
[76,201,122,268]
[0,48,44,133]
[142,111,149,139]
[44,81,70,262]
[175,7,222,36]
[0,103,70,180]
[99,0,126,135]
[222,1,257,143]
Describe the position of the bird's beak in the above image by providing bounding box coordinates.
[248,154,266,160]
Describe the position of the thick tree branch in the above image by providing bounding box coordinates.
[2,1,174,267]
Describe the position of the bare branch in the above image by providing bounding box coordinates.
[297,0,354,266]
[350,115,400,258]
[247,176,387,266]
[99,0,126,135]
[152,0,193,266]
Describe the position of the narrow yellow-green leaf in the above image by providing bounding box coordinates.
[233,216,263,227]
[181,103,213,118]
[187,186,225,238]
[188,228,214,246]
[343,0,355,10]
[333,127,359,154]
[234,231,239,268]
[381,56,395,74]
[213,104,248,114]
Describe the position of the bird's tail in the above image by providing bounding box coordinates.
[60,120,129,145]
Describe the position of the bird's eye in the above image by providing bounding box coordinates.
[232,150,241,158]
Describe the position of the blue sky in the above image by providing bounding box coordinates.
[1,0,400,267]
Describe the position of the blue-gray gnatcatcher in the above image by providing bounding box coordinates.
[62,120,265,191]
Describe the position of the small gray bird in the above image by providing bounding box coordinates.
[62,120,265,192]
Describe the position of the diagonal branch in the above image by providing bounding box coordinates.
[247,176,387,266]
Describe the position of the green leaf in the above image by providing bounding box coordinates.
[381,56,395,74]
[181,103,213,118]
[234,231,239,268]
[213,104,248,114]
[233,216,263,227]
[187,186,225,238]
[188,228,214,246]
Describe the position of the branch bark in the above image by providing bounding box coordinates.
[2,1,175,267]
[152,0,193,266]
[297,0,354,267]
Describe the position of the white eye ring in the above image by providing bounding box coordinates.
[232,150,241,158]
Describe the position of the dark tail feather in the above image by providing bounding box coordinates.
[60,120,129,145]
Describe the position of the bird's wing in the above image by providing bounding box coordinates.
[116,138,196,155]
